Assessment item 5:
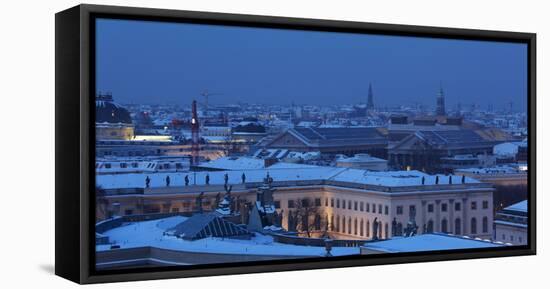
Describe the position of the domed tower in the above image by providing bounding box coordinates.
[95,93,135,140]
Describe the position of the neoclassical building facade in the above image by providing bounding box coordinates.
[96,167,494,241]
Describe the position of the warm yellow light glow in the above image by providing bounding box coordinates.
[132,135,172,142]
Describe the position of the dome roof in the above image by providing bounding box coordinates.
[95,93,133,124]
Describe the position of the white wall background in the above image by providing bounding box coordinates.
[0,0,546,288]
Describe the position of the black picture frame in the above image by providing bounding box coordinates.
[55,4,536,284]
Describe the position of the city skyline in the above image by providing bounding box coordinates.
[93,17,529,270]
[96,19,527,112]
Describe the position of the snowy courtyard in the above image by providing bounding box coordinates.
[97,216,360,257]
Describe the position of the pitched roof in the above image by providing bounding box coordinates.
[504,200,528,213]
[410,129,503,149]
[284,127,387,147]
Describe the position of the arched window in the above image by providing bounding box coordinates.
[360,219,364,236]
[342,216,346,233]
[482,216,488,233]
[314,214,321,231]
[336,216,340,232]
[427,220,434,233]
[354,218,358,235]
[396,223,403,236]
[366,220,370,237]
[455,218,461,235]
[348,218,352,234]
[330,215,334,231]
[471,218,477,234]
[384,223,389,239]
[441,219,448,233]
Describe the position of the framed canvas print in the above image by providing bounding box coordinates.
[55,4,536,284]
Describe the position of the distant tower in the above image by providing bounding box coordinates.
[191,100,200,165]
[435,84,446,116]
[367,83,375,111]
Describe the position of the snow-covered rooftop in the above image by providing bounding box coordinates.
[363,233,505,253]
[97,163,481,190]
[493,141,527,156]
[504,200,528,213]
[196,157,316,171]
[455,165,526,175]
[336,153,387,163]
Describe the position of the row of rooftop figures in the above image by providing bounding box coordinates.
[144,171,469,188]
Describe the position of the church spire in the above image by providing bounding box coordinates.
[436,83,446,116]
[367,82,374,110]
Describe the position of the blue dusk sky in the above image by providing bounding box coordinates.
[96,18,527,111]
